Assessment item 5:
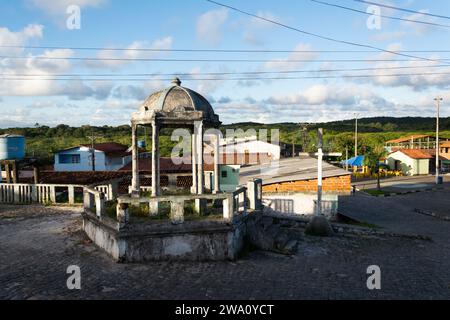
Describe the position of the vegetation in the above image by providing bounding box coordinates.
[363,145,388,191]
[1,117,449,165]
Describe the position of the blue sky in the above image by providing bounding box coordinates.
[0,0,449,127]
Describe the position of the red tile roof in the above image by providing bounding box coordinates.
[386,134,431,144]
[397,149,433,159]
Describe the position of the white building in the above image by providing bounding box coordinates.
[219,136,281,161]
[54,142,132,172]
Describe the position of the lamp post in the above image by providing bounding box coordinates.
[435,97,443,184]
[354,113,359,158]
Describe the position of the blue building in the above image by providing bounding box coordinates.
[54,142,132,172]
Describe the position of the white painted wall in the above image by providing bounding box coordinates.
[263,193,339,217]
[54,146,131,172]
[387,151,429,176]
[219,140,281,160]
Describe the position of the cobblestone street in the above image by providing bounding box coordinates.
[1,201,450,300]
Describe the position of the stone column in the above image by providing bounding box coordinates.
[5,163,11,184]
[191,130,198,194]
[12,161,18,184]
[150,121,160,215]
[195,122,206,214]
[68,185,75,205]
[131,124,140,197]
[213,132,220,194]
[151,121,160,197]
[197,122,204,195]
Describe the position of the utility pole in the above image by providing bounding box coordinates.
[91,129,96,172]
[435,97,443,184]
[316,128,323,216]
[345,146,349,171]
[354,113,359,158]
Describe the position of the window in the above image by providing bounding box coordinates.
[59,154,81,164]
[221,170,228,178]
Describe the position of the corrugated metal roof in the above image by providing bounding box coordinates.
[0,134,24,138]
[239,155,351,186]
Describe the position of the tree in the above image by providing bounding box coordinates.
[363,145,387,190]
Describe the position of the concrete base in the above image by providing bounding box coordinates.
[305,215,335,237]
[149,200,159,216]
[82,212,248,262]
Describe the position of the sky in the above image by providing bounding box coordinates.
[0,0,450,127]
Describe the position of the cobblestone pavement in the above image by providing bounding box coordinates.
[1,203,450,300]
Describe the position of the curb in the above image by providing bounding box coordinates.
[360,187,444,197]
[414,208,450,221]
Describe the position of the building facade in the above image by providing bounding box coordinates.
[54,143,132,172]
[386,149,432,176]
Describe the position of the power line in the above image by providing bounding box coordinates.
[2,71,450,81]
[1,44,450,53]
[1,55,449,63]
[311,0,450,28]
[1,64,447,77]
[354,0,450,20]
[205,0,450,66]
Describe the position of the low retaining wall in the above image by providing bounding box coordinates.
[82,212,249,262]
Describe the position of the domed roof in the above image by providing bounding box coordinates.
[138,78,220,125]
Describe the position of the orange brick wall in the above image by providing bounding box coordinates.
[262,175,351,193]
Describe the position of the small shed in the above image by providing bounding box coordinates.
[387,149,432,176]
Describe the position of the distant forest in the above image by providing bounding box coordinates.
[1,117,449,163]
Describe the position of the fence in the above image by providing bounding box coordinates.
[0,183,84,205]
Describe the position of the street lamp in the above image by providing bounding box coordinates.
[434,97,443,184]
[354,113,359,158]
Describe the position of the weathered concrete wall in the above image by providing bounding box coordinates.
[262,193,339,217]
[82,213,248,262]
[83,214,126,261]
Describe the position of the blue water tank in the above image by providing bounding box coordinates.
[137,140,146,149]
[0,134,26,160]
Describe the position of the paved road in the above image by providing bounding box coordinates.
[352,175,450,193]
[1,204,450,299]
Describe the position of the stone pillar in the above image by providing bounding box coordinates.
[131,124,140,197]
[5,163,11,184]
[151,121,160,197]
[33,166,40,184]
[196,122,204,195]
[68,185,75,205]
[222,195,234,221]
[204,172,213,190]
[191,131,198,194]
[50,185,56,204]
[213,132,220,194]
[117,203,129,230]
[12,161,18,184]
[170,199,185,224]
[108,180,119,201]
[247,179,262,210]
[95,192,105,218]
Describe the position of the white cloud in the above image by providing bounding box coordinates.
[264,43,318,71]
[86,36,173,69]
[0,24,44,55]
[196,8,228,45]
